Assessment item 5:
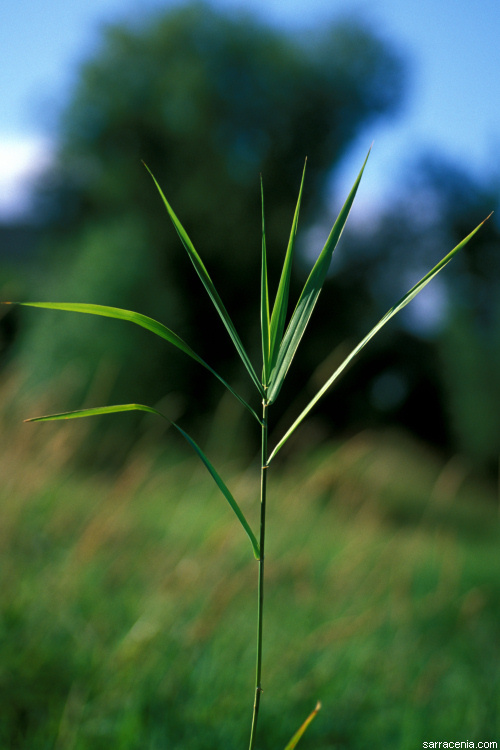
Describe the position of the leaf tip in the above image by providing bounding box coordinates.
[283,700,322,750]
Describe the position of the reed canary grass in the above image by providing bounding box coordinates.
[4,149,490,748]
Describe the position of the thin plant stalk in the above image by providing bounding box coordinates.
[249,396,269,750]
[4,150,490,750]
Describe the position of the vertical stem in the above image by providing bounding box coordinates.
[249,397,269,750]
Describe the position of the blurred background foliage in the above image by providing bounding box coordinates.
[1,2,498,473]
[1,412,499,748]
[4,2,405,457]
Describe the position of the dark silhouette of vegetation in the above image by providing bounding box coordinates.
[8,3,405,460]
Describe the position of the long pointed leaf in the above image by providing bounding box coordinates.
[268,214,492,463]
[283,702,321,750]
[269,158,307,372]
[268,148,371,404]
[143,162,263,396]
[260,176,271,385]
[12,302,261,424]
[25,404,261,559]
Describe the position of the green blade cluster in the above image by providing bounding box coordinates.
[268,212,491,463]
[9,153,489,560]
[266,149,370,403]
[25,404,261,559]
[253,149,489,461]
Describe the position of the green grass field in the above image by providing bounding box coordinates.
[1,394,499,749]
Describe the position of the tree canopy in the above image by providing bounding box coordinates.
[15,3,406,457]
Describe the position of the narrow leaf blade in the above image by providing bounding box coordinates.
[261,176,271,384]
[283,702,321,750]
[268,158,307,371]
[173,421,261,559]
[14,302,261,423]
[19,301,201,357]
[268,148,371,403]
[25,403,160,422]
[26,404,261,559]
[143,163,263,396]
[268,214,491,463]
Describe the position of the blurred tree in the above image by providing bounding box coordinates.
[10,2,405,459]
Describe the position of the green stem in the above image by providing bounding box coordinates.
[249,397,269,750]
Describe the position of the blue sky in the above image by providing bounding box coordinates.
[1,0,499,218]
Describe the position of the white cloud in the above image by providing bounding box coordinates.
[0,136,55,220]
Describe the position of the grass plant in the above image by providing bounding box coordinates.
[3,150,490,747]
